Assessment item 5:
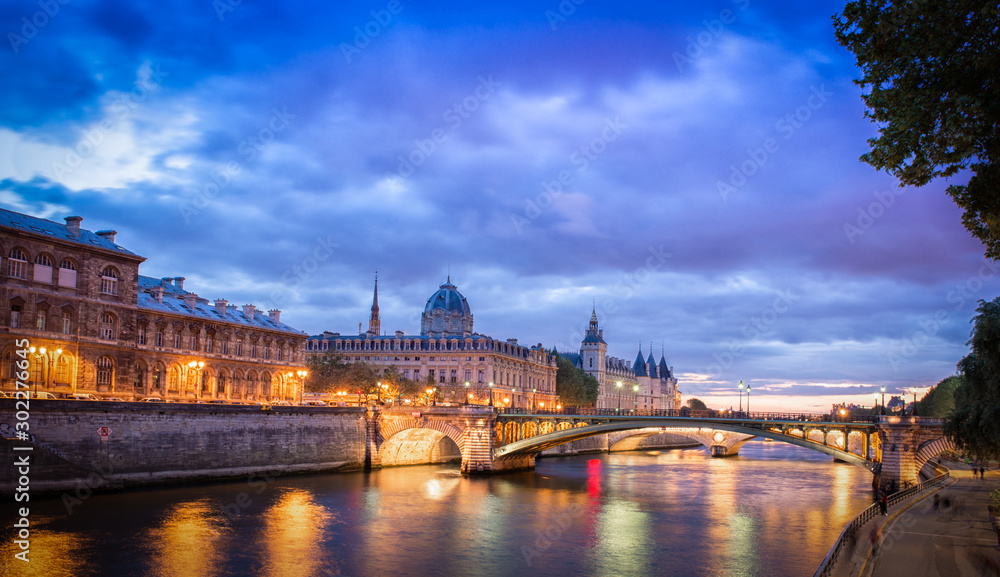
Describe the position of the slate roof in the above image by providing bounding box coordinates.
[137,276,305,335]
[0,208,142,258]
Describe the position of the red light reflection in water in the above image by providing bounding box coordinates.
[586,459,602,498]
[582,458,602,547]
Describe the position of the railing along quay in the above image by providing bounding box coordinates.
[811,469,951,577]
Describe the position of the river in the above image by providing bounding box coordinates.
[1,441,875,577]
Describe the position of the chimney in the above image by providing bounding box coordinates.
[65,216,82,236]
[173,277,185,289]
[395,330,405,337]
[268,309,280,323]
[161,277,172,287]
[243,304,256,319]
[153,286,164,303]
[182,293,197,309]
[96,230,117,243]
[215,298,228,315]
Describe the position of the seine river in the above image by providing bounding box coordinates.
[2,441,875,577]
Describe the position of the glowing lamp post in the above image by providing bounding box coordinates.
[880,386,886,415]
[187,360,205,399]
[738,380,745,413]
[28,346,46,397]
[746,385,751,414]
[616,381,622,411]
[488,381,494,407]
[633,384,639,412]
[464,381,470,406]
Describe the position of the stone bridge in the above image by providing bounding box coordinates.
[368,408,951,490]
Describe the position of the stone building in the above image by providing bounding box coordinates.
[307,277,558,409]
[560,309,681,410]
[0,208,308,401]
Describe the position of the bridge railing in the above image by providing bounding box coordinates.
[499,407,878,423]
[812,469,951,577]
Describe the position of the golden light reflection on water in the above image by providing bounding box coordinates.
[257,490,333,577]
[146,500,228,577]
[0,528,88,577]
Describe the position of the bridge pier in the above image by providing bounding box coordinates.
[875,417,945,491]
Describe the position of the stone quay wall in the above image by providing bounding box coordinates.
[0,400,367,493]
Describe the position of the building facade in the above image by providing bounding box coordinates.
[561,309,681,410]
[0,208,308,401]
[307,277,559,409]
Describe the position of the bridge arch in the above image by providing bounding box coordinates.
[914,437,954,471]
[376,418,466,467]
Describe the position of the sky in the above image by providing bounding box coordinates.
[1,0,992,412]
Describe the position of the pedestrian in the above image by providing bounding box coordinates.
[981,466,986,479]
[882,492,889,514]
[869,525,883,556]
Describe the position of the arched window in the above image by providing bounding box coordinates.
[151,362,165,392]
[232,372,243,398]
[168,365,181,391]
[100,313,116,340]
[4,351,17,380]
[58,259,77,288]
[133,362,146,390]
[33,254,53,283]
[217,372,227,396]
[7,248,27,279]
[100,267,119,295]
[55,354,72,384]
[97,356,114,388]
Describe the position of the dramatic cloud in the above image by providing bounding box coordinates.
[3,0,992,410]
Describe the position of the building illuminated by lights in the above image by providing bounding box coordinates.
[0,208,308,401]
[560,309,681,410]
[306,277,559,408]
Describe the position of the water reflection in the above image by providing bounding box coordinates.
[0,441,876,577]
[0,526,89,577]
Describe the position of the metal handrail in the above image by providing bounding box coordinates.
[499,407,879,423]
[812,470,951,577]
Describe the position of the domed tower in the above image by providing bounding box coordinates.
[421,277,473,337]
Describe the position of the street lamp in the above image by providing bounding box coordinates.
[880,386,886,415]
[746,385,751,414]
[738,380,745,413]
[28,346,46,397]
[464,381,470,406]
[296,370,308,404]
[425,387,433,406]
[911,388,918,416]
[532,387,536,411]
[633,384,639,412]
[488,381,494,407]
[187,360,205,399]
[616,381,622,411]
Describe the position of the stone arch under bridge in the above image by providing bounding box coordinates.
[605,428,756,457]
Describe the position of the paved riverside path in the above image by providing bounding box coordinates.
[866,467,1000,577]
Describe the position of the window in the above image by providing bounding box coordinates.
[217,373,227,395]
[206,337,214,354]
[151,364,163,391]
[428,370,435,380]
[263,346,269,360]
[133,363,145,390]
[156,329,164,347]
[478,370,485,383]
[450,370,457,383]
[174,333,182,348]
[100,267,119,295]
[191,334,199,351]
[250,343,257,358]
[34,254,53,283]
[221,341,228,355]
[35,311,45,331]
[97,356,114,387]
[440,374,446,383]
[58,259,77,288]
[404,369,410,380]
[464,370,472,382]
[236,341,243,356]
[138,326,146,345]
[413,370,420,380]
[55,355,71,384]
[276,347,281,361]
[100,313,116,340]
[10,306,20,329]
[62,312,71,334]
[8,248,27,279]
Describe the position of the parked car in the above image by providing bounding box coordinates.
[68,393,100,400]
[27,391,58,399]
[272,400,292,406]
[103,397,126,402]
[138,396,164,402]
[206,399,229,404]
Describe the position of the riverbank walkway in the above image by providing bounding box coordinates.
[829,464,999,577]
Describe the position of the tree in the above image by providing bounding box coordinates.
[833,3,1000,257]
[686,398,709,411]
[554,355,599,407]
[917,375,962,418]
[304,351,350,393]
[947,298,1000,460]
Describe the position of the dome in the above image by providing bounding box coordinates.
[421,277,473,336]
[423,280,471,315]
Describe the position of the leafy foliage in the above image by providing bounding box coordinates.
[686,398,709,411]
[917,375,962,417]
[834,2,1000,257]
[947,298,1000,460]
[555,354,599,407]
[305,351,418,403]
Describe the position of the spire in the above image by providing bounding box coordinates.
[367,272,381,336]
[634,344,648,377]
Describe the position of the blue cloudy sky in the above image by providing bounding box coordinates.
[1,0,990,411]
